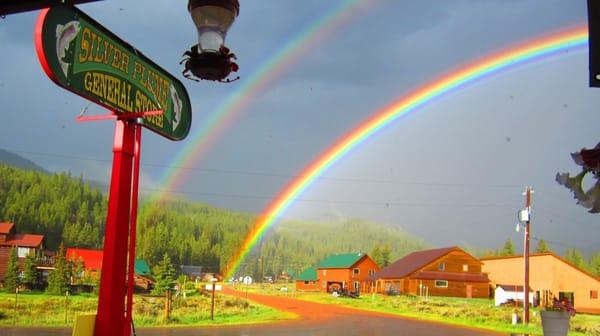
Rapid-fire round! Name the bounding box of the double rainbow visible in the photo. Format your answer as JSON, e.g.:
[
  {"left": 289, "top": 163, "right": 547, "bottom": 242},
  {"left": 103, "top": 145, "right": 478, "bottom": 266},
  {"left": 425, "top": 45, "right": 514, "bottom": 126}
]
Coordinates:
[
  {"left": 150, "top": 0, "right": 371, "bottom": 202},
  {"left": 224, "top": 25, "right": 588, "bottom": 278}
]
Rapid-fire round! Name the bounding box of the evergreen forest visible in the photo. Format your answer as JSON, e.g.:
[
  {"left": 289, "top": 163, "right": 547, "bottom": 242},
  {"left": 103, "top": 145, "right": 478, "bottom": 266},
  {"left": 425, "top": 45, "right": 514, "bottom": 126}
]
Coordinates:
[{"left": 0, "top": 164, "right": 429, "bottom": 279}]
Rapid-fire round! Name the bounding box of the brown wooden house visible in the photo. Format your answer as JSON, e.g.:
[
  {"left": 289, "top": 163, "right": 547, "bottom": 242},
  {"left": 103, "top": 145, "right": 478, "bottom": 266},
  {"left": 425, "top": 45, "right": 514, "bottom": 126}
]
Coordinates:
[
  {"left": 0, "top": 222, "right": 46, "bottom": 282},
  {"left": 296, "top": 253, "right": 380, "bottom": 293},
  {"left": 368, "top": 246, "right": 489, "bottom": 298}
]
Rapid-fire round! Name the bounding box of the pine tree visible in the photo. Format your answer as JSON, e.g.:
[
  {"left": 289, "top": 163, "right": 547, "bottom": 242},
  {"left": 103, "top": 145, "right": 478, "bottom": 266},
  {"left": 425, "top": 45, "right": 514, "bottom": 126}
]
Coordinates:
[
  {"left": 381, "top": 245, "right": 391, "bottom": 267},
  {"left": 501, "top": 238, "right": 515, "bottom": 256},
  {"left": 370, "top": 246, "right": 382, "bottom": 267},
  {"left": 73, "top": 257, "right": 85, "bottom": 285},
  {"left": 589, "top": 252, "right": 600, "bottom": 276},
  {"left": 4, "top": 246, "right": 20, "bottom": 293},
  {"left": 46, "top": 243, "right": 70, "bottom": 295},
  {"left": 564, "top": 248, "right": 588, "bottom": 271},
  {"left": 151, "top": 253, "right": 176, "bottom": 295},
  {"left": 22, "top": 252, "right": 39, "bottom": 289},
  {"left": 535, "top": 239, "right": 551, "bottom": 253}
]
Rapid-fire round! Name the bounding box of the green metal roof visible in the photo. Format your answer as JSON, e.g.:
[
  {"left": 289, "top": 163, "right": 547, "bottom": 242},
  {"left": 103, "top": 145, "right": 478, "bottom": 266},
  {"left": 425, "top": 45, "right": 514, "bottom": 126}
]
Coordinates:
[
  {"left": 317, "top": 253, "right": 365, "bottom": 269},
  {"left": 297, "top": 267, "right": 317, "bottom": 281},
  {"left": 285, "top": 268, "right": 297, "bottom": 278},
  {"left": 134, "top": 259, "right": 151, "bottom": 276}
]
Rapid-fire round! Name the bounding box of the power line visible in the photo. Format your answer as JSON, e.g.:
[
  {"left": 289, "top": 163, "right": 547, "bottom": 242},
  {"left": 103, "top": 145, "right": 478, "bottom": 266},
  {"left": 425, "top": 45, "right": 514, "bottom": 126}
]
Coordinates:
[
  {"left": 140, "top": 187, "right": 519, "bottom": 209},
  {"left": 6, "top": 148, "right": 525, "bottom": 189}
]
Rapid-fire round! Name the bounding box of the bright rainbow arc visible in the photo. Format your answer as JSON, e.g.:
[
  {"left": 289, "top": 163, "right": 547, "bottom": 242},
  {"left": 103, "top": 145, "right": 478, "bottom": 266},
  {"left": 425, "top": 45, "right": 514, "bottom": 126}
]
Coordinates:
[
  {"left": 224, "top": 25, "right": 589, "bottom": 278},
  {"left": 148, "top": 0, "right": 371, "bottom": 203}
]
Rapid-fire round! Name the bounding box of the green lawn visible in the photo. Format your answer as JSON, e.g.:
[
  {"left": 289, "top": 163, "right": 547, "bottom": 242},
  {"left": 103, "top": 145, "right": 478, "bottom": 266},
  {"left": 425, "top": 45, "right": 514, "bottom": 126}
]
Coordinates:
[
  {"left": 0, "top": 290, "right": 296, "bottom": 328},
  {"left": 241, "top": 284, "right": 600, "bottom": 336}
]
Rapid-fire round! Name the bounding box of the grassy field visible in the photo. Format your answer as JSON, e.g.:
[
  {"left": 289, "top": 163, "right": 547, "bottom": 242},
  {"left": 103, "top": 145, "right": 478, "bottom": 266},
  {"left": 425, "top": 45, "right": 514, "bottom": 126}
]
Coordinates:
[
  {"left": 0, "top": 289, "right": 296, "bottom": 328},
  {"left": 243, "top": 283, "right": 600, "bottom": 336}
]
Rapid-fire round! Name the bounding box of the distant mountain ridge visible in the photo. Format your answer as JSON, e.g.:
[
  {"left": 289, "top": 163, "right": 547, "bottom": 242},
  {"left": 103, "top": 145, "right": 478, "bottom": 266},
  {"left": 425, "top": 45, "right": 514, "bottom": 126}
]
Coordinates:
[
  {"left": 0, "top": 148, "right": 108, "bottom": 192},
  {"left": 0, "top": 148, "right": 48, "bottom": 173}
]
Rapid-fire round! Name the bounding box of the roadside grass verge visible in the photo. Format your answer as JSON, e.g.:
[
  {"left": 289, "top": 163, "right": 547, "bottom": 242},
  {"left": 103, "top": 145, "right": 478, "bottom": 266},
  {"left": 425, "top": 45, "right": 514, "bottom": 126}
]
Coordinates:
[
  {"left": 239, "top": 284, "right": 599, "bottom": 336},
  {"left": 0, "top": 290, "right": 296, "bottom": 328},
  {"left": 295, "top": 293, "right": 600, "bottom": 336}
]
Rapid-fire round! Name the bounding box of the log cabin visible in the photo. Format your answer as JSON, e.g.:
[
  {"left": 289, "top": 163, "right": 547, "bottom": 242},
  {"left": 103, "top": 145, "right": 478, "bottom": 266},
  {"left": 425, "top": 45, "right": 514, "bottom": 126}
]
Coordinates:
[
  {"left": 368, "top": 246, "right": 490, "bottom": 298},
  {"left": 0, "top": 222, "right": 46, "bottom": 282}
]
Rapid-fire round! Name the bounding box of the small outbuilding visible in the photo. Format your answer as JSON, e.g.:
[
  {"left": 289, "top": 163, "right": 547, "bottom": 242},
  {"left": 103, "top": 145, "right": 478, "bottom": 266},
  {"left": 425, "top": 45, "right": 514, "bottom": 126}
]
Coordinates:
[
  {"left": 296, "top": 266, "right": 319, "bottom": 291},
  {"left": 494, "top": 284, "right": 534, "bottom": 306}
]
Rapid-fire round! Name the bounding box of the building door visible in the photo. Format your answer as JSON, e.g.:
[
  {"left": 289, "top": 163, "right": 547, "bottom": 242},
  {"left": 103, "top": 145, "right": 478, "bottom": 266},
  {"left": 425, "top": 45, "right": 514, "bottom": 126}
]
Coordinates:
[
  {"left": 559, "top": 291, "right": 575, "bottom": 306},
  {"left": 466, "top": 285, "right": 473, "bottom": 298}
]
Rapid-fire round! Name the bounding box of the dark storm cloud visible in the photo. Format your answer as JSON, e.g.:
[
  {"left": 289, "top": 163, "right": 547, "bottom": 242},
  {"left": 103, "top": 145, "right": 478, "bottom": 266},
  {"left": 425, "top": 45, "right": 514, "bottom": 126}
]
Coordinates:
[{"left": 0, "top": 0, "right": 597, "bottom": 252}]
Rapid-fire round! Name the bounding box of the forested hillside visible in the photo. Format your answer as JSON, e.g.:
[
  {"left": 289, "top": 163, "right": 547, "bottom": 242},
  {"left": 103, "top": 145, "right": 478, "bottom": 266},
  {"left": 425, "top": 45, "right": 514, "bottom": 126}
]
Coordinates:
[
  {"left": 0, "top": 164, "right": 427, "bottom": 278},
  {"left": 252, "top": 219, "right": 426, "bottom": 278},
  {"left": 136, "top": 200, "right": 426, "bottom": 278},
  {"left": 3, "top": 164, "right": 598, "bottom": 279},
  {"left": 0, "top": 165, "right": 106, "bottom": 249}
]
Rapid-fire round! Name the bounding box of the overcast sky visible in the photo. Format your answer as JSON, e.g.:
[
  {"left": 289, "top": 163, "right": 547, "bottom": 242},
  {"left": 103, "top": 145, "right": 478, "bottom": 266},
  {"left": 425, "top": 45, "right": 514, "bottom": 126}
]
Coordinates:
[{"left": 0, "top": 0, "right": 598, "bottom": 254}]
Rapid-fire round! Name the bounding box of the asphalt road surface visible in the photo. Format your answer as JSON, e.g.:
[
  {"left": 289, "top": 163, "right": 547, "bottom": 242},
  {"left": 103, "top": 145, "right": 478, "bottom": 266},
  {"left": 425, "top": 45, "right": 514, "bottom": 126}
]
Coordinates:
[
  {"left": 1, "top": 288, "right": 506, "bottom": 336},
  {"left": 1, "top": 317, "right": 506, "bottom": 336}
]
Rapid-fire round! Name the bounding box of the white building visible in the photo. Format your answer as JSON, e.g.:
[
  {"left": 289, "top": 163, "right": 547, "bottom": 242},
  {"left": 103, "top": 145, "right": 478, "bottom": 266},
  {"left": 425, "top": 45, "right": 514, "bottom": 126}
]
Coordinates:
[{"left": 494, "top": 284, "right": 534, "bottom": 306}]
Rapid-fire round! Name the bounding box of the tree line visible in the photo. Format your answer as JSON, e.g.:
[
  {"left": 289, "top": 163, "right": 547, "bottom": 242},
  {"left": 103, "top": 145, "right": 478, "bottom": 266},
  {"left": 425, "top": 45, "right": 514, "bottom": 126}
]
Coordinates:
[
  {"left": 0, "top": 165, "right": 106, "bottom": 250},
  {"left": 480, "top": 237, "right": 600, "bottom": 276},
  {"left": 0, "top": 165, "right": 426, "bottom": 281}
]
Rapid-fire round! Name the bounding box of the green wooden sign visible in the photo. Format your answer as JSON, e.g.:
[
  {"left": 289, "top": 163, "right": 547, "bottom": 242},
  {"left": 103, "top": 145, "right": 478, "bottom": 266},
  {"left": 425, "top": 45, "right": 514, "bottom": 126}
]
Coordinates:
[{"left": 35, "top": 5, "right": 191, "bottom": 141}]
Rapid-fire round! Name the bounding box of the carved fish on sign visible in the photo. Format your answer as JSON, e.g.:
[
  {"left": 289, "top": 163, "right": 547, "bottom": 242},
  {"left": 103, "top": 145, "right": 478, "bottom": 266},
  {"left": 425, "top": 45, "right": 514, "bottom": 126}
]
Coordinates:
[{"left": 55, "top": 21, "right": 80, "bottom": 77}]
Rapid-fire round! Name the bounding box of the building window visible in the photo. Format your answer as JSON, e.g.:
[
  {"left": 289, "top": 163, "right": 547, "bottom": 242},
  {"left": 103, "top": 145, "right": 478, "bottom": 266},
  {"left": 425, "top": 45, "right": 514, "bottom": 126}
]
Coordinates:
[
  {"left": 438, "top": 262, "right": 445, "bottom": 271},
  {"left": 304, "top": 281, "right": 309, "bottom": 285},
  {"left": 591, "top": 290, "right": 598, "bottom": 299},
  {"left": 368, "top": 269, "right": 375, "bottom": 276},
  {"left": 353, "top": 268, "right": 360, "bottom": 275},
  {"left": 435, "top": 280, "right": 448, "bottom": 288},
  {"left": 17, "top": 247, "right": 30, "bottom": 258},
  {"left": 462, "top": 264, "right": 469, "bottom": 272}
]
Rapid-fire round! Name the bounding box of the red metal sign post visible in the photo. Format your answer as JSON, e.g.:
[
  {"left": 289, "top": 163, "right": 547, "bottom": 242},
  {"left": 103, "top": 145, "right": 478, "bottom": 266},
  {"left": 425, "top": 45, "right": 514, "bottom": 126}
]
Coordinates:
[
  {"left": 76, "top": 112, "right": 151, "bottom": 335},
  {"left": 96, "top": 119, "right": 136, "bottom": 335},
  {"left": 35, "top": 5, "right": 191, "bottom": 335},
  {"left": 125, "top": 122, "right": 142, "bottom": 336},
  {"left": 76, "top": 114, "right": 147, "bottom": 335},
  {"left": 34, "top": 5, "right": 192, "bottom": 335}
]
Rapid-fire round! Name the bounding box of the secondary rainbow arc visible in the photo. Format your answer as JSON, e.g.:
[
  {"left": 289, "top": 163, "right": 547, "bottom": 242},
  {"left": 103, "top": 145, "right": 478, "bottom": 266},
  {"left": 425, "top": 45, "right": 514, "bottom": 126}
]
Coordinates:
[
  {"left": 224, "top": 26, "right": 589, "bottom": 278},
  {"left": 149, "top": 0, "right": 370, "bottom": 203}
]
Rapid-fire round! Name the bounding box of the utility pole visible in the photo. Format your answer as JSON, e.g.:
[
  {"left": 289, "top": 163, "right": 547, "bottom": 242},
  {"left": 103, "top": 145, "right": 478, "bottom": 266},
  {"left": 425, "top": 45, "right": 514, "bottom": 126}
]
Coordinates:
[
  {"left": 522, "top": 186, "right": 533, "bottom": 325},
  {"left": 210, "top": 280, "right": 216, "bottom": 320}
]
